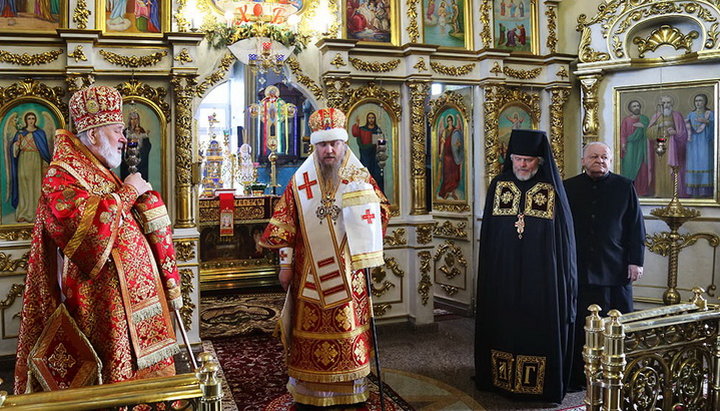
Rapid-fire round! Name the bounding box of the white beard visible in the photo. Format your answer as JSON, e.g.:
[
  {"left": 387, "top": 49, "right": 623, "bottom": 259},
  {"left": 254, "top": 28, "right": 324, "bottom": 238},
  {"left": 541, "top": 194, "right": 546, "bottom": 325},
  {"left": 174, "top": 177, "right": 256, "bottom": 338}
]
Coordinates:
[
  {"left": 663, "top": 107, "right": 673, "bottom": 117},
  {"left": 99, "top": 141, "right": 122, "bottom": 169}
]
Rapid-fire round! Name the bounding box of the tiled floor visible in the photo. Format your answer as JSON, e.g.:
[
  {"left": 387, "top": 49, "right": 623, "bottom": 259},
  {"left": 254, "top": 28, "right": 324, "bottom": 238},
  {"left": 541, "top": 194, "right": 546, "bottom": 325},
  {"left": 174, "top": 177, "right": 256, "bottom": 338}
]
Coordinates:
[{"left": 377, "top": 316, "right": 586, "bottom": 411}]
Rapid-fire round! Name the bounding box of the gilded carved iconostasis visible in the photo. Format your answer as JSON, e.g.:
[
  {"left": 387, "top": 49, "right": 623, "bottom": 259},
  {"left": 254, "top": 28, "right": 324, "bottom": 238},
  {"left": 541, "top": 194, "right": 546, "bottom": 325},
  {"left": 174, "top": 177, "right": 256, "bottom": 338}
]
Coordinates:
[{"left": 0, "top": 0, "right": 716, "bottom": 356}]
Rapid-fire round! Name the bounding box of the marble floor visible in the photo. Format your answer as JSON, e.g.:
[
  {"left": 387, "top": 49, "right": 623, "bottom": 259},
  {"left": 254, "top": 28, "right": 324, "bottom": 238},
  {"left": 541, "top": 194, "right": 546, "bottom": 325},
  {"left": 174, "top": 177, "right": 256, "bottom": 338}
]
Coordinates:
[{"left": 376, "top": 316, "right": 586, "bottom": 411}]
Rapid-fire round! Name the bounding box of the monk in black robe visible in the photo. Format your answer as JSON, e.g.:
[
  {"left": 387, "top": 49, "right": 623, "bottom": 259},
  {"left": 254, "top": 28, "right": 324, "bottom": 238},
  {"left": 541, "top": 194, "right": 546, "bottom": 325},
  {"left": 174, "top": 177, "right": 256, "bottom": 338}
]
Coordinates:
[{"left": 474, "top": 129, "right": 577, "bottom": 403}]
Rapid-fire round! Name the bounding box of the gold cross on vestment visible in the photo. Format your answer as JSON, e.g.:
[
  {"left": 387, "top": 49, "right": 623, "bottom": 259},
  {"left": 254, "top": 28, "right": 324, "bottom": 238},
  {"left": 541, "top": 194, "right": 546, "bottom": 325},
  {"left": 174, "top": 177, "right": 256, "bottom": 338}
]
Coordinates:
[{"left": 515, "top": 213, "right": 525, "bottom": 239}]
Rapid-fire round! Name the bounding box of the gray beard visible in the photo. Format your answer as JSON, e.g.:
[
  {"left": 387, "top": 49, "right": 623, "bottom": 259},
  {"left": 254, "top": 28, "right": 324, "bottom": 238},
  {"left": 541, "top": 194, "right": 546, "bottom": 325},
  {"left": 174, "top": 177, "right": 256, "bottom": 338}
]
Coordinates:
[
  {"left": 320, "top": 162, "right": 340, "bottom": 190},
  {"left": 515, "top": 168, "right": 539, "bottom": 181},
  {"left": 663, "top": 107, "right": 673, "bottom": 117}
]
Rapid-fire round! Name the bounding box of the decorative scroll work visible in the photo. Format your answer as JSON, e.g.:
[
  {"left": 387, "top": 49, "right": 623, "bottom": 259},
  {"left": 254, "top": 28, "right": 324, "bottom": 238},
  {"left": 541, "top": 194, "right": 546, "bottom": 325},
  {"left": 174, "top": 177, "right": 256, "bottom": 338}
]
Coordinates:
[
  {"left": 503, "top": 66, "right": 542, "bottom": 80},
  {"left": 384, "top": 228, "right": 407, "bottom": 246},
  {"left": 171, "top": 75, "right": 197, "bottom": 228},
  {"left": 408, "top": 81, "right": 430, "bottom": 215},
  {"left": 69, "top": 46, "right": 87, "bottom": 63},
  {"left": 479, "top": 0, "right": 492, "bottom": 49},
  {"left": 179, "top": 269, "right": 195, "bottom": 330},
  {"left": 406, "top": 0, "right": 420, "bottom": 43},
  {"left": 196, "top": 52, "right": 236, "bottom": 97},
  {"left": 0, "top": 78, "right": 68, "bottom": 120},
  {"left": 287, "top": 57, "right": 324, "bottom": 102},
  {"left": 434, "top": 240, "right": 467, "bottom": 281},
  {"left": 99, "top": 50, "right": 168, "bottom": 68},
  {"left": 0, "top": 49, "right": 63, "bottom": 66},
  {"left": 115, "top": 79, "right": 171, "bottom": 122},
  {"left": 174, "top": 49, "right": 194, "bottom": 65},
  {"left": 413, "top": 57, "right": 427, "bottom": 72},
  {"left": 545, "top": 5, "right": 558, "bottom": 54},
  {"left": 175, "top": 241, "right": 197, "bottom": 262},
  {"left": 416, "top": 223, "right": 434, "bottom": 244},
  {"left": 348, "top": 58, "right": 400, "bottom": 73},
  {"left": 330, "top": 53, "right": 346, "bottom": 69},
  {"left": 418, "top": 251, "right": 432, "bottom": 305},
  {"left": 73, "top": 0, "right": 90, "bottom": 30},
  {"left": 434, "top": 220, "right": 468, "bottom": 240},
  {"left": 0, "top": 229, "right": 33, "bottom": 241},
  {"left": 174, "top": 0, "right": 190, "bottom": 32},
  {"left": 430, "top": 61, "right": 475, "bottom": 76},
  {"left": 579, "top": 74, "right": 601, "bottom": 145},
  {"left": 0, "top": 252, "right": 29, "bottom": 273},
  {"left": 340, "top": 82, "right": 401, "bottom": 115},
  {"left": 548, "top": 87, "right": 570, "bottom": 176}
]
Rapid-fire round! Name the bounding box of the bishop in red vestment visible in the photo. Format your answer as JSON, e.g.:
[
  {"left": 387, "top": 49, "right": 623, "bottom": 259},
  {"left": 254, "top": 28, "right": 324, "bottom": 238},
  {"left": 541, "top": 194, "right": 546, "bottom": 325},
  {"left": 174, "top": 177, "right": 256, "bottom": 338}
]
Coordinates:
[
  {"left": 261, "top": 108, "right": 389, "bottom": 407},
  {"left": 15, "top": 86, "right": 182, "bottom": 393}
]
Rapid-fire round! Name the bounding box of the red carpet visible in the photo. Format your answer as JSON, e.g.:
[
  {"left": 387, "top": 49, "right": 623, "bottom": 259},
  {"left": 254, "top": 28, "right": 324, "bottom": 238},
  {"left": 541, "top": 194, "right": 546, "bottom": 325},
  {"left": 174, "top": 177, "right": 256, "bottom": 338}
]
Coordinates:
[{"left": 210, "top": 334, "right": 412, "bottom": 410}]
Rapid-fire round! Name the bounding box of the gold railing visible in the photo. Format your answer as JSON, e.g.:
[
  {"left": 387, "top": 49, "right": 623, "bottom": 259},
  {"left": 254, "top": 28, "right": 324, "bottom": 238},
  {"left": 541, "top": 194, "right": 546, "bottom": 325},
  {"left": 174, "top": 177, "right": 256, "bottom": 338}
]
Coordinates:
[
  {"left": 0, "top": 352, "right": 223, "bottom": 411},
  {"left": 583, "top": 287, "right": 720, "bottom": 410}
]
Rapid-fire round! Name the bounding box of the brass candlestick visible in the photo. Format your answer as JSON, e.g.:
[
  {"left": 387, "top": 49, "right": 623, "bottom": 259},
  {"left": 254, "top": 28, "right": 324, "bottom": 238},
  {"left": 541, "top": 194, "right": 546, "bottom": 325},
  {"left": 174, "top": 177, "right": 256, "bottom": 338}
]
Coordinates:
[{"left": 645, "top": 166, "right": 719, "bottom": 304}]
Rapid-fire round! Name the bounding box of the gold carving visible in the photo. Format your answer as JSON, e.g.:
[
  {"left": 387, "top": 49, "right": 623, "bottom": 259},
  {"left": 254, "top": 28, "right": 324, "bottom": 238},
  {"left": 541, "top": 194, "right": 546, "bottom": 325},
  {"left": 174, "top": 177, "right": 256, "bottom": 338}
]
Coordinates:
[
  {"left": 323, "top": 77, "right": 350, "bottom": 109},
  {"left": 548, "top": 87, "right": 570, "bottom": 175},
  {"left": 0, "top": 78, "right": 68, "bottom": 121},
  {"left": 348, "top": 57, "right": 400, "bottom": 73},
  {"left": 69, "top": 46, "right": 87, "bottom": 63},
  {"left": 577, "top": 26, "right": 610, "bottom": 63},
  {"left": 483, "top": 85, "right": 541, "bottom": 184},
  {"left": 0, "top": 252, "right": 28, "bottom": 273},
  {"left": 384, "top": 257, "right": 404, "bottom": 278},
  {"left": 171, "top": 75, "right": 198, "bottom": 228},
  {"left": 370, "top": 265, "right": 395, "bottom": 297},
  {"left": 503, "top": 66, "right": 542, "bottom": 80},
  {"left": 175, "top": 241, "right": 196, "bottom": 262},
  {"left": 579, "top": 74, "right": 601, "bottom": 145},
  {"left": 430, "top": 61, "right": 475, "bottom": 76},
  {"left": 434, "top": 220, "right": 467, "bottom": 240},
  {"left": 428, "top": 90, "right": 470, "bottom": 125},
  {"left": 373, "top": 303, "right": 391, "bottom": 317},
  {"left": 174, "top": 49, "right": 194, "bottom": 65},
  {"left": 0, "top": 228, "right": 33, "bottom": 241},
  {"left": 545, "top": 5, "right": 558, "bottom": 54},
  {"left": 179, "top": 269, "right": 195, "bottom": 330},
  {"left": 490, "top": 61, "right": 502, "bottom": 76},
  {"left": 287, "top": 57, "right": 325, "bottom": 102},
  {"left": 340, "top": 81, "right": 401, "bottom": 115},
  {"left": 408, "top": 81, "right": 430, "bottom": 215},
  {"left": 435, "top": 203, "right": 470, "bottom": 212},
  {"left": 66, "top": 73, "right": 95, "bottom": 95},
  {"left": 556, "top": 66, "right": 568, "bottom": 79},
  {"left": 633, "top": 25, "right": 698, "bottom": 58},
  {"left": 0, "top": 49, "right": 63, "bottom": 66},
  {"left": 416, "top": 223, "right": 434, "bottom": 244},
  {"left": 196, "top": 52, "right": 236, "bottom": 97},
  {"left": 406, "top": 0, "right": 420, "bottom": 43},
  {"left": 440, "top": 284, "right": 458, "bottom": 296},
  {"left": 434, "top": 240, "right": 466, "bottom": 281},
  {"left": 99, "top": 50, "right": 168, "bottom": 68},
  {"left": 418, "top": 251, "right": 432, "bottom": 305},
  {"left": 330, "top": 53, "right": 345, "bottom": 69},
  {"left": 73, "top": 0, "right": 90, "bottom": 30},
  {"left": 384, "top": 228, "right": 407, "bottom": 247},
  {"left": 174, "top": 0, "right": 190, "bottom": 32},
  {"left": 413, "top": 57, "right": 427, "bottom": 72},
  {"left": 479, "top": 0, "right": 492, "bottom": 49},
  {"left": 0, "top": 283, "right": 24, "bottom": 310},
  {"left": 116, "top": 79, "right": 171, "bottom": 122},
  {"left": 706, "top": 22, "right": 720, "bottom": 48}
]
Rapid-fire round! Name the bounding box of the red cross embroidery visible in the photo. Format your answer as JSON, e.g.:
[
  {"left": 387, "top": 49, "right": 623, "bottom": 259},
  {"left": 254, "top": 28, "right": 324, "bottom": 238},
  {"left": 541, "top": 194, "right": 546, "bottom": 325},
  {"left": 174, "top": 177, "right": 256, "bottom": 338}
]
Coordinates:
[
  {"left": 361, "top": 209, "right": 376, "bottom": 224},
  {"left": 298, "top": 172, "right": 318, "bottom": 199},
  {"left": 279, "top": 249, "right": 288, "bottom": 260}
]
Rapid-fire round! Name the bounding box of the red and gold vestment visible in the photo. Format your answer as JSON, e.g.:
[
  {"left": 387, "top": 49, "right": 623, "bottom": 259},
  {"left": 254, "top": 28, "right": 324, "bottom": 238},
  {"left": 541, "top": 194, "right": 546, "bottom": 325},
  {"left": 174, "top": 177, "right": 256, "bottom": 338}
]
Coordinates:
[
  {"left": 15, "top": 130, "right": 182, "bottom": 393},
  {"left": 261, "top": 151, "right": 389, "bottom": 406}
]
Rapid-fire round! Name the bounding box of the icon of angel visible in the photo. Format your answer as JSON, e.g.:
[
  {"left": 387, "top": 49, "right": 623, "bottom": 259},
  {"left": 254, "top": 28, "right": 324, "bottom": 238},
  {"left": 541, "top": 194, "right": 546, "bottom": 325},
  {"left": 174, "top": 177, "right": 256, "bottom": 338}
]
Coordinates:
[{"left": 4, "top": 110, "right": 55, "bottom": 223}]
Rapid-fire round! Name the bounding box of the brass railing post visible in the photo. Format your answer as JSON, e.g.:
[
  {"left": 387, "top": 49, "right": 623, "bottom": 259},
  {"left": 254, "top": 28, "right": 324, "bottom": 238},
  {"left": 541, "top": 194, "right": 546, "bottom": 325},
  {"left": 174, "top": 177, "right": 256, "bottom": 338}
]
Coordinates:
[
  {"left": 584, "top": 304, "right": 604, "bottom": 411},
  {"left": 713, "top": 318, "right": 720, "bottom": 411},
  {"left": 601, "top": 310, "right": 625, "bottom": 411},
  {"left": 197, "top": 352, "right": 223, "bottom": 411}
]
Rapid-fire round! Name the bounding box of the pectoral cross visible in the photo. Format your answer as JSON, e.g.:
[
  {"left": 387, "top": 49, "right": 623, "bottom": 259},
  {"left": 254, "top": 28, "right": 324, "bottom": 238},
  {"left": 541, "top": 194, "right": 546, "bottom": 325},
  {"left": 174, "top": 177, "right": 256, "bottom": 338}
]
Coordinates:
[
  {"left": 316, "top": 194, "right": 340, "bottom": 224},
  {"left": 515, "top": 213, "right": 525, "bottom": 239}
]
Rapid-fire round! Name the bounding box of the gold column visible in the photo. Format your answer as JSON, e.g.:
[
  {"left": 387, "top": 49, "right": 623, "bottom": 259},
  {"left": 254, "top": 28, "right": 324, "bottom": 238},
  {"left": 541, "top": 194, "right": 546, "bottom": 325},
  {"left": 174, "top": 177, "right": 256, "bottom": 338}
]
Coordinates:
[
  {"left": 579, "top": 73, "right": 602, "bottom": 146},
  {"left": 601, "top": 310, "right": 625, "bottom": 411},
  {"left": 483, "top": 85, "right": 500, "bottom": 187},
  {"left": 408, "top": 80, "right": 430, "bottom": 215},
  {"left": 713, "top": 325, "right": 720, "bottom": 410},
  {"left": 171, "top": 74, "right": 198, "bottom": 228},
  {"left": 548, "top": 86, "right": 570, "bottom": 176},
  {"left": 583, "top": 304, "right": 604, "bottom": 411}
]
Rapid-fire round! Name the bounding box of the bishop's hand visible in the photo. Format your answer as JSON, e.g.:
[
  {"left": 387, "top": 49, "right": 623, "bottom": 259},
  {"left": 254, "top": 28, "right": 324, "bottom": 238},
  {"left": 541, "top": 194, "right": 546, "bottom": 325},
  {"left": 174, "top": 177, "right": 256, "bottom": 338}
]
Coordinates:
[{"left": 125, "top": 173, "right": 152, "bottom": 196}]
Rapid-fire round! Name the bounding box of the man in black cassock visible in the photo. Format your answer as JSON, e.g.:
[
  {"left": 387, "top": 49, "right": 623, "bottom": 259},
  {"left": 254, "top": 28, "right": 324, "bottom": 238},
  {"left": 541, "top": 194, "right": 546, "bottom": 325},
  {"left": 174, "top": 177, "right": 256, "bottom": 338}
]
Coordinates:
[
  {"left": 475, "top": 129, "right": 577, "bottom": 404},
  {"left": 564, "top": 141, "right": 645, "bottom": 389}
]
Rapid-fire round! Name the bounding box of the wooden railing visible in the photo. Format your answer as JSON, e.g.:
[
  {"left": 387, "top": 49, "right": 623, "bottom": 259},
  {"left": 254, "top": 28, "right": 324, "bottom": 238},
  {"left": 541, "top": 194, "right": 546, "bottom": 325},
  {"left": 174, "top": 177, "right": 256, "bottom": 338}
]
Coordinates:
[
  {"left": 0, "top": 352, "right": 223, "bottom": 411},
  {"left": 583, "top": 287, "right": 720, "bottom": 410}
]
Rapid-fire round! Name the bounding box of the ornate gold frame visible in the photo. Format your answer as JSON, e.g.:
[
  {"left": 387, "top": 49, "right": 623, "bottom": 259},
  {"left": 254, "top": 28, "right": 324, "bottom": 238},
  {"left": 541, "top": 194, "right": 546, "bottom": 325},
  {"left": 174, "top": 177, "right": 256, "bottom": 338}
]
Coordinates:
[
  {"left": 490, "top": 0, "right": 539, "bottom": 55},
  {"left": 420, "top": 0, "right": 475, "bottom": 50},
  {"left": 343, "top": 0, "right": 401, "bottom": 46},
  {"left": 428, "top": 91, "right": 471, "bottom": 212},
  {"left": 614, "top": 79, "right": 720, "bottom": 206},
  {"left": 96, "top": 0, "right": 171, "bottom": 37},
  {"left": 0, "top": 94, "right": 66, "bottom": 229},
  {"left": 483, "top": 85, "right": 540, "bottom": 185},
  {"left": 119, "top": 95, "right": 169, "bottom": 198}
]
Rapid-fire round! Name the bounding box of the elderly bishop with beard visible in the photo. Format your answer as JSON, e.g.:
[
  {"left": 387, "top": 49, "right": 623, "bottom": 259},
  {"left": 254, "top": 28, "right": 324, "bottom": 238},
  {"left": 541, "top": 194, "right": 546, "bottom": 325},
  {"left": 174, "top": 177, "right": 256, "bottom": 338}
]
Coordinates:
[
  {"left": 260, "top": 108, "right": 390, "bottom": 408},
  {"left": 474, "top": 129, "right": 577, "bottom": 403},
  {"left": 15, "top": 86, "right": 182, "bottom": 393}
]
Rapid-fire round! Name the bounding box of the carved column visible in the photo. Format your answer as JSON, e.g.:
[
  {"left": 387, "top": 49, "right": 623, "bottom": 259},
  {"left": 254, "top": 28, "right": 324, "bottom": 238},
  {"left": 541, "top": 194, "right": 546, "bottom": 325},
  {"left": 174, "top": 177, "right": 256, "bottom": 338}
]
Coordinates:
[
  {"left": 407, "top": 80, "right": 429, "bottom": 215},
  {"left": 483, "top": 85, "right": 500, "bottom": 187},
  {"left": 579, "top": 73, "right": 602, "bottom": 145},
  {"left": 544, "top": 1, "right": 560, "bottom": 54},
  {"left": 548, "top": 86, "right": 571, "bottom": 176},
  {"left": 171, "top": 74, "right": 197, "bottom": 228}
]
